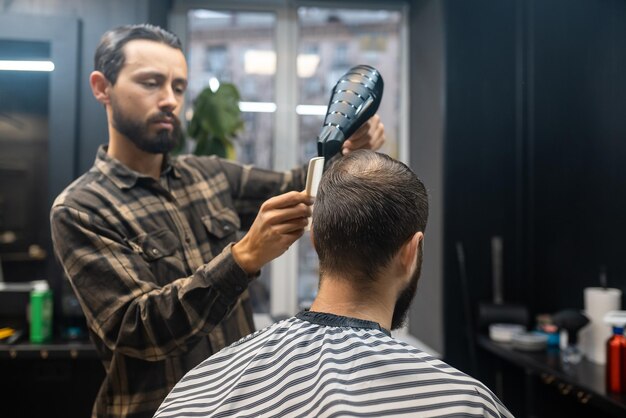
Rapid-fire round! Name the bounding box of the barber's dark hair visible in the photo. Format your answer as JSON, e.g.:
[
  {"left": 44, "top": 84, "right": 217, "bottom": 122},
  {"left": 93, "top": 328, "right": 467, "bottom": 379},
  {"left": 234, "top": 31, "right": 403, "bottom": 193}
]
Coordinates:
[
  {"left": 312, "top": 150, "right": 428, "bottom": 282},
  {"left": 94, "top": 24, "right": 182, "bottom": 85}
]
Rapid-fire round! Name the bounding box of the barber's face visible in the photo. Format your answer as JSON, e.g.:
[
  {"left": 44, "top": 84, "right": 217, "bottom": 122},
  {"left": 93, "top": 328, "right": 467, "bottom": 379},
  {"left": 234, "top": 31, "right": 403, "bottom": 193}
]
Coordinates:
[
  {"left": 108, "top": 40, "right": 188, "bottom": 154},
  {"left": 391, "top": 241, "right": 423, "bottom": 330}
]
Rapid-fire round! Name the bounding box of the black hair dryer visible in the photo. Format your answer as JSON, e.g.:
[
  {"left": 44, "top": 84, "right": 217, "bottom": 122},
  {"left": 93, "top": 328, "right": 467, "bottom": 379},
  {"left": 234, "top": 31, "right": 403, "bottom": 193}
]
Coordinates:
[{"left": 317, "top": 64, "right": 384, "bottom": 163}]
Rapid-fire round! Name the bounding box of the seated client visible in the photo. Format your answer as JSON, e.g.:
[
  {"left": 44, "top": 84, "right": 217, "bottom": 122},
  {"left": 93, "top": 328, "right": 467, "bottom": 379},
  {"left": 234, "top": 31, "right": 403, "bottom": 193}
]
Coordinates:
[{"left": 155, "top": 150, "right": 513, "bottom": 418}]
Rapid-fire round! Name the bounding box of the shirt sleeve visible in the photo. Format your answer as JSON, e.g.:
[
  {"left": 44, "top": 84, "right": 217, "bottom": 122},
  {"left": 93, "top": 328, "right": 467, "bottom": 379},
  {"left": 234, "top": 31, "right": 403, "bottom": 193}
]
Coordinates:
[
  {"left": 216, "top": 158, "right": 308, "bottom": 230},
  {"left": 51, "top": 204, "right": 251, "bottom": 361}
]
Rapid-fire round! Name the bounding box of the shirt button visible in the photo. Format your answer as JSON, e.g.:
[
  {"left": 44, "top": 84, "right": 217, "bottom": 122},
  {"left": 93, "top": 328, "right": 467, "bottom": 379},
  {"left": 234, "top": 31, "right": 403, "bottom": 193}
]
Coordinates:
[
  {"left": 185, "top": 236, "right": 191, "bottom": 243},
  {"left": 223, "top": 224, "right": 232, "bottom": 232},
  {"left": 151, "top": 248, "right": 159, "bottom": 255}
]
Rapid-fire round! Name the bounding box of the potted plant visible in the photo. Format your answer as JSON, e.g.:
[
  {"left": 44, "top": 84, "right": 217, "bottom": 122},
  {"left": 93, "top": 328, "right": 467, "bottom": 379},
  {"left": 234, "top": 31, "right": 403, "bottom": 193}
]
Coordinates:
[{"left": 181, "top": 82, "right": 244, "bottom": 159}]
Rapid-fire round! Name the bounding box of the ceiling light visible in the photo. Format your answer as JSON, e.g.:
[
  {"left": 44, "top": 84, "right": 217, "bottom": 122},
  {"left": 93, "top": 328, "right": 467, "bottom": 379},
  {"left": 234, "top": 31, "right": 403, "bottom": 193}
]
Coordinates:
[{"left": 0, "top": 60, "right": 54, "bottom": 72}]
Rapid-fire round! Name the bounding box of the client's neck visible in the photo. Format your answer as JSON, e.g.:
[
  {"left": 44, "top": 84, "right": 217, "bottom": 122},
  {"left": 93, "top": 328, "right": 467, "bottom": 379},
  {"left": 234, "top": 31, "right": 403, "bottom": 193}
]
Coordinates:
[{"left": 309, "top": 273, "right": 396, "bottom": 331}]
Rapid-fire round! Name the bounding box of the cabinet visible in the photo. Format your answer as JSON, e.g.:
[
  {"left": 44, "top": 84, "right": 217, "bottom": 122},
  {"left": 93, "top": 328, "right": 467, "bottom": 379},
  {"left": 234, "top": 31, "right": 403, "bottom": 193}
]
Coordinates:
[
  {"left": 0, "top": 341, "right": 103, "bottom": 418},
  {"left": 478, "top": 336, "right": 626, "bottom": 417}
]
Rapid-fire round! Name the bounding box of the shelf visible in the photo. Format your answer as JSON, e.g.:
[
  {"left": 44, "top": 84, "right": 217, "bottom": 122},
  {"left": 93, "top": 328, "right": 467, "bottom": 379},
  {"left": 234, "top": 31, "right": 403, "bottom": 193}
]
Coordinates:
[
  {"left": 478, "top": 335, "right": 626, "bottom": 417},
  {"left": 0, "top": 340, "right": 97, "bottom": 360}
]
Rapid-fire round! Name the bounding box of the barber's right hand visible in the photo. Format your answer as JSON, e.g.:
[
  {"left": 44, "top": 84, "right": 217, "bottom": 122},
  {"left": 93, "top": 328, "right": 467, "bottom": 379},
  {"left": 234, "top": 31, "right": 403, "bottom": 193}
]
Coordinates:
[{"left": 232, "top": 191, "right": 312, "bottom": 275}]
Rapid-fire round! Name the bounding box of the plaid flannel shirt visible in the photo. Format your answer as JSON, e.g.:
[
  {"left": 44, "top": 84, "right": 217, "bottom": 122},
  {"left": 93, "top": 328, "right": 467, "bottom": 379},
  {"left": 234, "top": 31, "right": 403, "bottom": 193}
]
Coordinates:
[{"left": 51, "top": 146, "right": 305, "bottom": 418}]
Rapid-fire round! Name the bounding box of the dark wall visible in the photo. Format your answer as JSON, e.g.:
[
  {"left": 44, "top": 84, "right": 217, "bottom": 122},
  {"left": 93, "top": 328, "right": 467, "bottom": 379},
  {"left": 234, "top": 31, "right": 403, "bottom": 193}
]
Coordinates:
[
  {"left": 443, "top": 0, "right": 521, "bottom": 372},
  {"left": 443, "top": 0, "right": 626, "bottom": 375},
  {"left": 531, "top": 0, "right": 626, "bottom": 312}
]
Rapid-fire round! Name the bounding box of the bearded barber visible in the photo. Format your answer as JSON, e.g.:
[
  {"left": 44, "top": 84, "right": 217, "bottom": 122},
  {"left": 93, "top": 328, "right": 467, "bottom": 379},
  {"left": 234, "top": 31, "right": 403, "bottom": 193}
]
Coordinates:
[{"left": 50, "top": 24, "right": 385, "bottom": 418}]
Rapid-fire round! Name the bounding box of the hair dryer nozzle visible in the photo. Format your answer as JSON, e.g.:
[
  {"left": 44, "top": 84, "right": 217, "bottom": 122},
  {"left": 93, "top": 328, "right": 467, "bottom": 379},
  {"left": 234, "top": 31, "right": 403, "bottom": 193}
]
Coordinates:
[{"left": 317, "top": 64, "right": 384, "bottom": 161}]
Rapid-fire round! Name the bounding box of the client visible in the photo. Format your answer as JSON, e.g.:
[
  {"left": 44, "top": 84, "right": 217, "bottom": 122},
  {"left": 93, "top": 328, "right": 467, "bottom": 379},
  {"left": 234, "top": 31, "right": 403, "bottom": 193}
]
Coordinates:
[{"left": 155, "top": 150, "right": 513, "bottom": 418}]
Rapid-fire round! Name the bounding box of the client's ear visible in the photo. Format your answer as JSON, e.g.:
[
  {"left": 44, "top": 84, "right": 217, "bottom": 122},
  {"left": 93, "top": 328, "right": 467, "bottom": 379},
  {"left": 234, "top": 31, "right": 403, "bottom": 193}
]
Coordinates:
[{"left": 399, "top": 231, "right": 424, "bottom": 274}]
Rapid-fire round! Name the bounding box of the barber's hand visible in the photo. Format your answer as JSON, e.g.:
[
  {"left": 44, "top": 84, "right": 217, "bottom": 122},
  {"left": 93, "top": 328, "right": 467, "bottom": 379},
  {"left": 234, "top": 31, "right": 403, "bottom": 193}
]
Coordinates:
[
  {"left": 342, "top": 114, "right": 386, "bottom": 155},
  {"left": 232, "top": 191, "right": 312, "bottom": 274}
]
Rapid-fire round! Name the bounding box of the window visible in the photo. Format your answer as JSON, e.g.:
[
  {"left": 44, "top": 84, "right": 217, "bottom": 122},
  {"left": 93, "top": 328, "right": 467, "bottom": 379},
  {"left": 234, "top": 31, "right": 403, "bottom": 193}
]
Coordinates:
[
  {"left": 296, "top": 6, "right": 404, "bottom": 309},
  {"left": 203, "top": 45, "right": 227, "bottom": 75},
  {"left": 172, "top": 0, "right": 408, "bottom": 318},
  {"left": 186, "top": 9, "right": 276, "bottom": 169}
]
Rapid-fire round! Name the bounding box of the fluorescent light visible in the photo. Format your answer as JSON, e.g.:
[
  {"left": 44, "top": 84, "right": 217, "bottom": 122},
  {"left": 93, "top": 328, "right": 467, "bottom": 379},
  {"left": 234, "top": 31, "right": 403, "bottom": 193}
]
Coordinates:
[
  {"left": 0, "top": 60, "right": 54, "bottom": 72},
  {"left": 296, "top": 105, "right": 327, "bottom": 116},
  {"left": 192, "top": 10, "right": 230, "bottom": 19},
  {"left": 239, "top": 101, "right": 277, "bottom": 113}
]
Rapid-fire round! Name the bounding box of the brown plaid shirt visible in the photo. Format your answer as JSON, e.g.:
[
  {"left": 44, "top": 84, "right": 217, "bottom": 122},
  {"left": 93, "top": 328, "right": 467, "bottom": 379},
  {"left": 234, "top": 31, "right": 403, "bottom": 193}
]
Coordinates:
[{"left": 51, "top": 146, "right": 305, "bottom": 418}]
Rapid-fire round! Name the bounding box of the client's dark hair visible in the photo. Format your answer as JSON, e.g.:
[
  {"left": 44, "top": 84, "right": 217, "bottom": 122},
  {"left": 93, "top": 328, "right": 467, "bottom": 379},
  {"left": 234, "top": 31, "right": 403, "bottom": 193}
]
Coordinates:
[
  {"left": 94, "top": 24, "right": 182, "bottom": 84},
  {"left": 312, "top": 150, "right": 428, "bottom": 282}
]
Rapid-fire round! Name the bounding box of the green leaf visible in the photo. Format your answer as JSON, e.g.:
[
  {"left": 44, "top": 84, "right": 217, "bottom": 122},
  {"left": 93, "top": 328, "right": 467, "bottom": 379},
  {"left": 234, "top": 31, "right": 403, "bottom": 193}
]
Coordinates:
[
  {"left": 186, "top": 82, "right": 244, "bottom": 159},
  {"left": 195, "top": 134, "right": 227, "bottom": 158}
]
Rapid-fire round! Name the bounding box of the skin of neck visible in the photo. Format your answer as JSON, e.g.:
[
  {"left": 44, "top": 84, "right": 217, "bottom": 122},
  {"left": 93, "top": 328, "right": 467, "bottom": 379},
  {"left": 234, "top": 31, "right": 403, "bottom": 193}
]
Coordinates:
[
  {"left": 309, "top": 232, "right": 422, "bottom": 331},
  {"left": 107, "top": 117, "right": 164, "bottom": 180},
  {"left": 310, "top": 273, "right": 397, "bottom": 330}
]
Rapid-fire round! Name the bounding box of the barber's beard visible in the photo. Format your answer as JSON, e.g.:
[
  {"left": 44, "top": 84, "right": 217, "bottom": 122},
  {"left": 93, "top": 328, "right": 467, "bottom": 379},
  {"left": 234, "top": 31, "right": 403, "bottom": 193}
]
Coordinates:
[
  {"left": 111, "top": 101, "right": 182, "bottom": 154},
  {"left": 391, "top": 242, "right": 423, "bottom": 330}
]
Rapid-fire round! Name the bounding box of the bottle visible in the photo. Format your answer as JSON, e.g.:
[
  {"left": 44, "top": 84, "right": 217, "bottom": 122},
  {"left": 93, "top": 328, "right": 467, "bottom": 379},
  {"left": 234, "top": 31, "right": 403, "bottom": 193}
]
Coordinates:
[
  {"left": 604, "top": 311, "right": 626, "bottom": 394},
  {"left": 30, "top": 280, "right": 53, "bottom": 343}
]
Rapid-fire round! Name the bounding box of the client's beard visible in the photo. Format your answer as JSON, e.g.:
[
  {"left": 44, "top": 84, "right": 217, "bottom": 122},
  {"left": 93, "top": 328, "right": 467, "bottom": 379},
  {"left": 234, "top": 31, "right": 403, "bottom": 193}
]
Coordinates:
[
  {"left": 112, "top": 105, "right": 182, "bottom": 154},
  {"left": 391, "top": 242, "right": 423, "bottom": 330}
]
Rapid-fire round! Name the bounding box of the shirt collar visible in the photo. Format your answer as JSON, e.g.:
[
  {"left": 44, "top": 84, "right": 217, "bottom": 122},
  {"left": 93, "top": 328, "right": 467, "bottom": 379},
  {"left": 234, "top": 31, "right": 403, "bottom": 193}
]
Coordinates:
[
  {"left": 296, "top": 310, "right": 391, "bottom": 336},
  {"left": 94, "top": 145, "right": 181, "bottom": 190}
]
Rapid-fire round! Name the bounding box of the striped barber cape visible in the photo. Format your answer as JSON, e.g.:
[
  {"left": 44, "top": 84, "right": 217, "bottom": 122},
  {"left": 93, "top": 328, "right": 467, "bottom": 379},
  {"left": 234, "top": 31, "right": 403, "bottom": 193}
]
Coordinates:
[{"left": 155, "top": 311, "right": 513, "bottom": 418}]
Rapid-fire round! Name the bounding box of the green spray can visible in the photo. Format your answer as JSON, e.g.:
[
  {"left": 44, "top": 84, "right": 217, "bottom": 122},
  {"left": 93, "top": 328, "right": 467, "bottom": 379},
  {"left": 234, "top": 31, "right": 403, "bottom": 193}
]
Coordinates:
[{"left": 30, "top": 281, "right": 53, "bottom": 343}]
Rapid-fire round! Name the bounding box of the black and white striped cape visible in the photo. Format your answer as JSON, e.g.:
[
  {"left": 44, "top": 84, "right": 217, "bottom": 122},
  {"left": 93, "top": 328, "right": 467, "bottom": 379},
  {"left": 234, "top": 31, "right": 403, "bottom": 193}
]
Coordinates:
[{"left": 155, "top": 312, "right": 513, "bottom": 418}]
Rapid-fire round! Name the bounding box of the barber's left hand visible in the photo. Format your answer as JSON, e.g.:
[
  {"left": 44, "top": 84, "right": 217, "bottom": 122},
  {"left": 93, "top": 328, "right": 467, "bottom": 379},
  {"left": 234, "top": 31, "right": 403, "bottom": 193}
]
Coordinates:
[{"left": 341, "top": 114, "right": 386, "bottom": 155}]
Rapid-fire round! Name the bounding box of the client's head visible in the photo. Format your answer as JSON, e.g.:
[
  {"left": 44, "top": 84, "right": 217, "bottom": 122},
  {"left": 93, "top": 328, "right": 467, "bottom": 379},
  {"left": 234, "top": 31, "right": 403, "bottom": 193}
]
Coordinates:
[{"left": 311, "top": 150, "right": 429, "bottom": 330}]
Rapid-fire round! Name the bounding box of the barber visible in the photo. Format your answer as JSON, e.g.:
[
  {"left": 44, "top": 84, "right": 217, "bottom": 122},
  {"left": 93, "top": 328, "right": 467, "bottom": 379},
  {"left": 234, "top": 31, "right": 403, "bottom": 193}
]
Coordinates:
[{"left": 50, "top": 24, "right": 385, "bottom": 418}]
